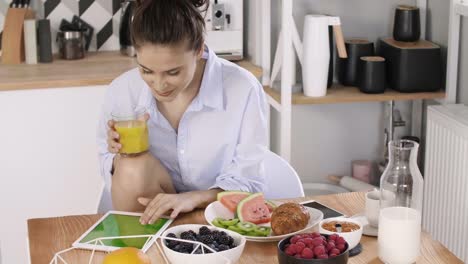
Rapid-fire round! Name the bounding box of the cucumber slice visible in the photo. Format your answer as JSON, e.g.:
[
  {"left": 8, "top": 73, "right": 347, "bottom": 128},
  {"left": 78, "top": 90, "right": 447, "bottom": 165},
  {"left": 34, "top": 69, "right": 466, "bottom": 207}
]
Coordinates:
[
  {"left": 236, "top": 221, "right": 256, "bottom": 232},
  {"left": 253, "top": 226, "right": 271, "bottom": 237},
  {"left": 212, "top": 217, "right": 226, "bottom": 228},
  {"left": 219, "top": 218, "right": 239, "bottom": 227},
  {"left": 228, "top": 225, "right": 246, "bottom": 235}
]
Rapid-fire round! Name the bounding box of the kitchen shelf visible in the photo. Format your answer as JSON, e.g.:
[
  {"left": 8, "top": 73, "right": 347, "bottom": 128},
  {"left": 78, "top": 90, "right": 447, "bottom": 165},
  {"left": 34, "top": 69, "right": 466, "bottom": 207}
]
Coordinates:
[
  {"left": 264, "top": 85, "right": 446, "bottom": 105},
  {"left": 0, "top": 51, "right": 263, "bottom": 91}
]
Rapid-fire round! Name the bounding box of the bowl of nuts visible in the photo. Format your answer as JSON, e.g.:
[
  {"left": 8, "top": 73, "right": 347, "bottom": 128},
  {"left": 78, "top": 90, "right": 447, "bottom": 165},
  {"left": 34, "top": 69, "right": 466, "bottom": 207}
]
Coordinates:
[{"left": 319, "top": 218, "right": 363, "bottom": 250}]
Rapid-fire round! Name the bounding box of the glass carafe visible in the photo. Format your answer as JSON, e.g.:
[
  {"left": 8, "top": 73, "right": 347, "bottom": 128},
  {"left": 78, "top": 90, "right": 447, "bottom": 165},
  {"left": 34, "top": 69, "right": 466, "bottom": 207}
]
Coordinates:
[{"left": 378, "top": 140, "right": 424, "bottom": 264}]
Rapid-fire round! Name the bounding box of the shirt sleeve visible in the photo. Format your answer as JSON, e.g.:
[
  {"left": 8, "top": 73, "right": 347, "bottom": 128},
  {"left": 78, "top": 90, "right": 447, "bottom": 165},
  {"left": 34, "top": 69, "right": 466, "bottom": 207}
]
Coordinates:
[
  {"left": 210, "top": 80, "right": 269, "bottom": 193},
  {"left": 97, "top": 84, "right": 116, "bottom": 193}
]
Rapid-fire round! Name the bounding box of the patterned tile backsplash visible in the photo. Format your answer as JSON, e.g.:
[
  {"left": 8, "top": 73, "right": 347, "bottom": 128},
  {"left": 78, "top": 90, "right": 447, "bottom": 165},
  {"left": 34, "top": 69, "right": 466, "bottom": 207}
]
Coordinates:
[{"left": 0, "top": 0, "right": 122, "bottom": 52}]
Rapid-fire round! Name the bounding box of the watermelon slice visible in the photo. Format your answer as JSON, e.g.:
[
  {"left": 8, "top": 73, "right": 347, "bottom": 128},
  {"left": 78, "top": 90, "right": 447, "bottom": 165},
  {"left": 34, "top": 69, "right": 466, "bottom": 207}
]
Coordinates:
[
  {"left": 217, "top": 191, "right": 250, "bottom": 213},
  {"left": 237, "top": 193, "right": 271, "bottom": 224},
  {"left": 265, "top": 200, "right": 277, "bottom": 213}
]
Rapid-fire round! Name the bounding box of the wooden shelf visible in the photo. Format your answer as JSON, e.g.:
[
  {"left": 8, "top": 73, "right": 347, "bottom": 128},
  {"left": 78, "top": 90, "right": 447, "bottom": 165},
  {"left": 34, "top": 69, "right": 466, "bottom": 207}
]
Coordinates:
[
  {"left": 0, "top": 51, "right": 263, "bottom": 91},
  {"left": 264, "top": 84, "right": 446, "bottom": 105}
]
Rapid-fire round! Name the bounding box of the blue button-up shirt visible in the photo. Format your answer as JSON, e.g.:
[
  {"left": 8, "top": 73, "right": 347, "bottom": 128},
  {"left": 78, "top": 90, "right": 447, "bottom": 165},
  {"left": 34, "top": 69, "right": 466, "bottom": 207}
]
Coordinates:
[{"left": 97, "top": 48, "right": 268, "bottom": 193}]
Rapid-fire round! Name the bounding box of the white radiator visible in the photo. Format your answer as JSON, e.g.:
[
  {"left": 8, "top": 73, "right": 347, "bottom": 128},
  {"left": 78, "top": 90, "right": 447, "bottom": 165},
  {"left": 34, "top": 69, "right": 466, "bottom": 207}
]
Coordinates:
[{"left": 423, "top": 104, "right": 468, "bottom": 263}]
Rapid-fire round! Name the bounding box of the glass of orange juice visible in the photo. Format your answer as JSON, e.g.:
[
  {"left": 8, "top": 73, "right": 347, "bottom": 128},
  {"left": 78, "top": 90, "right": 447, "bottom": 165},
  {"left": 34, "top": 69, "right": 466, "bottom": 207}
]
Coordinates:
[{"left": 112, "top": 108, "right": 149, "bottom": 156}]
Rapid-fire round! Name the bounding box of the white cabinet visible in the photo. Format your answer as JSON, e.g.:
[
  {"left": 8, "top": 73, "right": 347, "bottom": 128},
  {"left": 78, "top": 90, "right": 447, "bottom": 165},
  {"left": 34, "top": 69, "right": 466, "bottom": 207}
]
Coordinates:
[{"left": 0, "top": 86, "right": 106, "bottom": 264}]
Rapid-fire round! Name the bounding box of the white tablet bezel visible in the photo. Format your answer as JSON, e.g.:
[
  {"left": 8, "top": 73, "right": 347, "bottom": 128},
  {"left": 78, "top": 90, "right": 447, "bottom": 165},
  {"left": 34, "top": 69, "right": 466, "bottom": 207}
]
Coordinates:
[{"left": 72, "top": 210, "right": 173, "bottom": 253}]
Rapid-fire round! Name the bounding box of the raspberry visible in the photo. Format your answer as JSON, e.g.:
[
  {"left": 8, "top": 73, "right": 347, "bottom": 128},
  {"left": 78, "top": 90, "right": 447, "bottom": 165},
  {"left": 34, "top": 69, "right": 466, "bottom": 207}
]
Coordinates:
[
  {"left": 326, "top": 241, "right": 336, "bottom": 251},
  {"left": 290, "top": 235, "right": 302, "bottom": 244},
  {"left": 301, "top": 247, "right": 314, "bottom": 259},
  {"left": 330, "top": 248, "right": 341, "bottom": 255},
  {"left": 317, "top": 254, "right": 329, "bottom": 259},
  {"left": 313, "top": 245, "right": 326, "bottom": 256},
  {"left": 329, "top": 234, "right": 338, "bottom": 241},
  {"left": 303, "top": 238, "right": 314, "bottom": 247},
  {"left": 311, "top": 232, "right": 321, "bottom": 238},
  {"left": 288, "top": 244, "right": 300, "bottom": 254},
  {"left": 337, "top": 243, "right": 346, "bottom": 252},
  {"left": 284, "top": 245, "right": 295, "bottom": 256},
  {"left": 336, "top": 236, "right": 346, "bottom": 245},
  {"left": 312, "top": 237, "right": 323, "bottom": 247},
  {"left": 295, "top": 242, "right": 305, "bottom": 252},
  {"left": 330, "top": 253, "right": 338, "bottom": 258},
  {"left": 199, "top": 226, "right": 211, "bottom": 236}
]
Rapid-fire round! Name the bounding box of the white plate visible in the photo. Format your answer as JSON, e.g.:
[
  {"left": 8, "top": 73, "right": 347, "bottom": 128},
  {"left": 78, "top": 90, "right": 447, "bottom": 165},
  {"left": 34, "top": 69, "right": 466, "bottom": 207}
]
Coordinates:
[{"left": 204, "top": 201, "right": 324, "bottom": 242}]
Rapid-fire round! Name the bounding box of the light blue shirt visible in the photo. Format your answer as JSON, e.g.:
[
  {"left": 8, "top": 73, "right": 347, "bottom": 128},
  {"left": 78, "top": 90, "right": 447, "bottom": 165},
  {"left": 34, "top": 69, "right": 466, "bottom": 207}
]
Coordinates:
[{"left": 97, "top": 48, "right": 268, "bottom": 193}]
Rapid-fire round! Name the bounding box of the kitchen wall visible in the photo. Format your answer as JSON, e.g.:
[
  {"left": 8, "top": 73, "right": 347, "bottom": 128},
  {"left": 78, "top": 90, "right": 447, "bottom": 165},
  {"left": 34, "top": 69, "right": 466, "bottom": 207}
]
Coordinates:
[
  {"left": 426, "top": 0, "right": 468, "bottom": 105},
  {"left": 266, "top": 0, "right": 416, "bottom": 184},
  {"left": 0, "top": 0, "right": 121, "bottom": 52}
]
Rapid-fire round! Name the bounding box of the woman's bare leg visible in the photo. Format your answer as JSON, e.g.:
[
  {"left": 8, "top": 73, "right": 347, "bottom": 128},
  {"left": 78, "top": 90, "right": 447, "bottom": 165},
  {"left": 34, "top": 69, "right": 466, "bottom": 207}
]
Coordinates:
[{"left": 111, "top": 152, "right": 175, "bottom": 212}]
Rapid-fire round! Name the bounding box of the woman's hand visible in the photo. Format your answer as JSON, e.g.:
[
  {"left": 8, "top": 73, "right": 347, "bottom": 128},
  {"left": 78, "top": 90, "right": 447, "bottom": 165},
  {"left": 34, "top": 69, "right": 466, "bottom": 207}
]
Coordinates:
[
  {"left": 107, "top": 119, "right": 121, "bottom": 154},
  {"left": 138, "top": 189, "right": 222, "bottom": 224},
  {"left": 106, "top": 113, "right": 150, "bottom": 153}
]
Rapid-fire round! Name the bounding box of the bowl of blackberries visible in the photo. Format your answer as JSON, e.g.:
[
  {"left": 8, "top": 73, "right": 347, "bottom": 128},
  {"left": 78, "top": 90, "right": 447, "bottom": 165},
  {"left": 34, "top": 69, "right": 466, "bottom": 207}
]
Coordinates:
[
  {"left": 277, "top": 232, "right": 349, "bottom": 264},
  {"left": 161, "top": 224, "right": 246, "bottom": 264}
]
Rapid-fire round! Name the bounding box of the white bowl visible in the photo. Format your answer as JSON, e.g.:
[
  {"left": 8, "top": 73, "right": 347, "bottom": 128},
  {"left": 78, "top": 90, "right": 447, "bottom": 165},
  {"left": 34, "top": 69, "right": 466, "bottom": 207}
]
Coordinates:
[
  {"left": 161, "top": 224, "right": 246, "bottom": 264},
  {"left": 319, "top": 217, "right": 363, "bottom": 249}
]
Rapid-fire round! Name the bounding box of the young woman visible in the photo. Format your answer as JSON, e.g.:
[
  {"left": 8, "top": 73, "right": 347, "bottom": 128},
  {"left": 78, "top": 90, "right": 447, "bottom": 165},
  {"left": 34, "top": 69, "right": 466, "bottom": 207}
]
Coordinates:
[{"left": 97, "top": 0, "right": 268, "bottom": 225}]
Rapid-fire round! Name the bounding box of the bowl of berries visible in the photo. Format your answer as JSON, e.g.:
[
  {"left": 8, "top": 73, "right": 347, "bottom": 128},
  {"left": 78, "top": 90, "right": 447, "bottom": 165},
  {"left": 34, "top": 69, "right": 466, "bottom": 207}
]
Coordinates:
[
  {"left": 277, "top": 232, "right": 349, "bottom": 264},
  {"left": 161, "top": 224, "right": 246, "bottom": 264}
]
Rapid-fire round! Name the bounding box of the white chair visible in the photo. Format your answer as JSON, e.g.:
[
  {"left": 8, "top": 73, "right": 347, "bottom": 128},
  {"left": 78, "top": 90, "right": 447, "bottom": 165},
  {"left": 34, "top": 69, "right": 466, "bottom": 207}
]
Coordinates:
[
  {"left": 97, "top": 187, "right": 113, "bottom": 213},
  {"left": 263, "top": 150, "right": 305, "bottom": 199}
]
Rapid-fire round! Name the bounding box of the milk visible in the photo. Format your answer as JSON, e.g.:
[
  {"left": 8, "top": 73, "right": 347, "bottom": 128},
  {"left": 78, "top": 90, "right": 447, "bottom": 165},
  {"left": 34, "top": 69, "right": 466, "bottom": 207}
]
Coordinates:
[{"left": 378, "top": 207, "right": 421, "bottom": 264}]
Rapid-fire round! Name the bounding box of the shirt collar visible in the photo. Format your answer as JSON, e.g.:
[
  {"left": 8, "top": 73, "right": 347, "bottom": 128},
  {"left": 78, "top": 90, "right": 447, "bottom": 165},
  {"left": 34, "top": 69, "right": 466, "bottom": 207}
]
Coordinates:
[{"left": 195, "top": 47, "right": 225, "bottom": 111}]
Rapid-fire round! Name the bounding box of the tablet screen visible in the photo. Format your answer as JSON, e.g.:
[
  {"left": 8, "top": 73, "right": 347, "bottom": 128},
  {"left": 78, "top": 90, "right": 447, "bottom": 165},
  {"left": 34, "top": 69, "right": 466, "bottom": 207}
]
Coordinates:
[{"left": 79, "top": 213, "right": 170, "bottom": 249}]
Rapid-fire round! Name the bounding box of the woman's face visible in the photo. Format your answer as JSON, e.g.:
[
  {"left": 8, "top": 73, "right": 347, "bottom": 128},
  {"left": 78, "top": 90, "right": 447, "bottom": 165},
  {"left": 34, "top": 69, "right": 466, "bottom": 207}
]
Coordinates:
[{"left": 136, "top": 42, "right": 202, "bottom": 102}]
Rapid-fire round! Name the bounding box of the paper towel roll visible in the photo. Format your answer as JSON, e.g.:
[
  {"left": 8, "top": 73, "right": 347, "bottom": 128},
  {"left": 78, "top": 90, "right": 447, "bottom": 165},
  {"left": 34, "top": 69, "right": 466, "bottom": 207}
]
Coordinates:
[
  {"left": 24, "top": 19, "right": 38, "bottom": 64},
  {"left": 339, "top": 176, "right": 375, "bottom": 192}
]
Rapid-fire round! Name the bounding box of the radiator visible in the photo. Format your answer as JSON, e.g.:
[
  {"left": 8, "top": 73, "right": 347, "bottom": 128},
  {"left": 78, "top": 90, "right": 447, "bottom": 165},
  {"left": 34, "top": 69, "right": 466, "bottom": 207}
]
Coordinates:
[{"left": 423, "top": 104, "right": 468, "bottom": 263}]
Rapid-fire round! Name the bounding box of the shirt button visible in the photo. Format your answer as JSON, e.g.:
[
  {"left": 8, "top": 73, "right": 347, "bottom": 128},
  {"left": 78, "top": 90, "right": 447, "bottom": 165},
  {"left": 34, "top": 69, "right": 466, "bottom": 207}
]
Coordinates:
[{"left": 180, "top": 149, "right": 185, "bottom": 154}]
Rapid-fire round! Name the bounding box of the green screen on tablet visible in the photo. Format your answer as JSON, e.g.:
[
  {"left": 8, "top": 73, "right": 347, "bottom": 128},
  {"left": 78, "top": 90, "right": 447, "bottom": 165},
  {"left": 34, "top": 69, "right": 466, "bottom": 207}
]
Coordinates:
[{"left": 79, "top": 213, "right": 170, "bottom": 249}]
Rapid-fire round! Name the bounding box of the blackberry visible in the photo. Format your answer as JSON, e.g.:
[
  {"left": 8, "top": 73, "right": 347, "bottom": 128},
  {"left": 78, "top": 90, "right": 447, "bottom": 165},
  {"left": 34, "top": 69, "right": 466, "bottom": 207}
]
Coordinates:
[
  {"left": 179, "top": 242, "right": 193, "bottom": 253},
  {"left": 228, "top": 236, "right": 234, "bottom": 246},
  {"left": 173, "top": 244, "right": 182, "bottom": 252},
  {"left": 165, "top": 233, "right": 179, "bottom": 248},
  {"left": 218, "top": 244, "right": 230, "bottom": 251},
  {"left": 180, "top": 231, "right": 196, "bottom": 241},
  {"left": 198, "top": 234, "right": 214, "bottom": 245},
  {"left": 218, "top": 234, "right": 231, "bottom": 245},
  {"left": 199, "top": 226, "right": 211, "bottom": 236}
]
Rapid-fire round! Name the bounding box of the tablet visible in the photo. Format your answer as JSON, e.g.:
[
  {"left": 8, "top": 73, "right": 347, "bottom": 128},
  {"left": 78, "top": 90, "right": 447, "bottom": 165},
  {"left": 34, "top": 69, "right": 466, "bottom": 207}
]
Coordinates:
[
  {"left": 72, "top": 211, "right": 173, "bottom": 252},
  {"left": 300, "top": 200, "right": 347, "bottom": 219}
]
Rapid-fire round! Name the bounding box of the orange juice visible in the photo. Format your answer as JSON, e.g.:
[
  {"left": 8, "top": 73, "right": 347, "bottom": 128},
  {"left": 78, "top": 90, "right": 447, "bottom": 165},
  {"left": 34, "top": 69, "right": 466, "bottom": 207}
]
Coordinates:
[{"left": 114, "top": 120, "right": 149, "bottom": 155}]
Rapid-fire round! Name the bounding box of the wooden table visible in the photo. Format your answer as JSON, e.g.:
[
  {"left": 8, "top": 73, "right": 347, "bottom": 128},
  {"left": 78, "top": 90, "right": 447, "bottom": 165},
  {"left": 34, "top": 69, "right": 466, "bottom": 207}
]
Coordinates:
[{"left": 28, "top": 192, "right": 462, "bottom": 263}]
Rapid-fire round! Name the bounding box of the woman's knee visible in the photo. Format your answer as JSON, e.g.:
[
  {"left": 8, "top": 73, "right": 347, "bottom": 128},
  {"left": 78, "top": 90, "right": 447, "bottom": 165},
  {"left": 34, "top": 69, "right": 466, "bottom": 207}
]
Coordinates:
[{"left": 112, "top": 152, "right": 171, "bottom": 194}]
